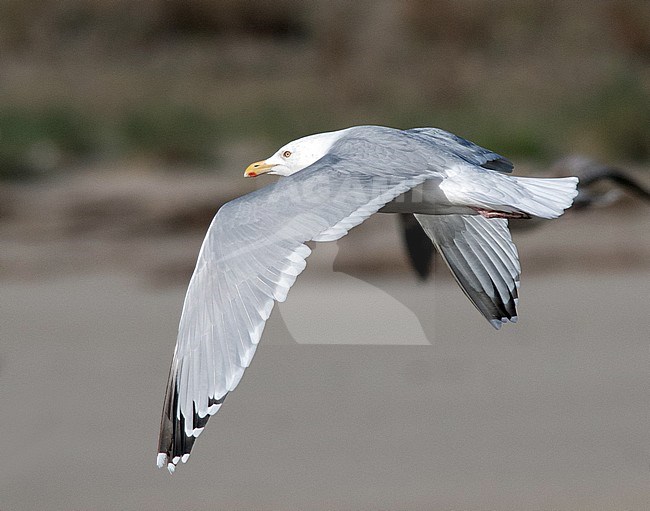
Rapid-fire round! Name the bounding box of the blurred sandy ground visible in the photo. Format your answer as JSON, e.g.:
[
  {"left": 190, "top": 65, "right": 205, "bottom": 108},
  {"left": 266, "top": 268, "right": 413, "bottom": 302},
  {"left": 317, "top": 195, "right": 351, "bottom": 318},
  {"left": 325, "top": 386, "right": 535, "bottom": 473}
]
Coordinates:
[
  {"left": 0, "top": 169, "right": 649, "bottom": 510},
  {"left": 1, "top": 1, "right": 649, "bottom": 509}
]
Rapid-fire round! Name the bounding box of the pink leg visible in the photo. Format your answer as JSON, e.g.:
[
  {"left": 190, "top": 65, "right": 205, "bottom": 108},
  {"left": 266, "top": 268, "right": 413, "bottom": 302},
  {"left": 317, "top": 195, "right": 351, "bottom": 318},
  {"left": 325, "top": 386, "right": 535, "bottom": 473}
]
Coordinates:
[{"left": 472, "top": 207, "right": 531, "bottom": 219}]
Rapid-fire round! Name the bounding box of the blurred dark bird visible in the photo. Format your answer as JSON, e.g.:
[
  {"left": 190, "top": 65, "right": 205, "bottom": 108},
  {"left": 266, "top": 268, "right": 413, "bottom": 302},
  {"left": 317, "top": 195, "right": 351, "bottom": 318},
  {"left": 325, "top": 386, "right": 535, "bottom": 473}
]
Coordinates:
[
  {"left": 556, "top": 155, "right": 650, "bottom": 208},
  {"left": 401, "top": 156, "right": 650, "bottom": 280}
]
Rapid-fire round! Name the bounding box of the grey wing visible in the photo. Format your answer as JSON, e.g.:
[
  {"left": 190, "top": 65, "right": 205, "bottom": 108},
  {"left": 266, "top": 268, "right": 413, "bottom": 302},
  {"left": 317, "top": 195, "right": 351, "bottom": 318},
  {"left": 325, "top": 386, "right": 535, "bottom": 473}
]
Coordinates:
[
  {"left": 406, "top": 127, "right": 514, "bottom": 173},
  {"left": 414, "top": 213, "right": 520, "bottom": 328},
  {"left": 157, "top": 145, "right": 429, "bottom": 472}
]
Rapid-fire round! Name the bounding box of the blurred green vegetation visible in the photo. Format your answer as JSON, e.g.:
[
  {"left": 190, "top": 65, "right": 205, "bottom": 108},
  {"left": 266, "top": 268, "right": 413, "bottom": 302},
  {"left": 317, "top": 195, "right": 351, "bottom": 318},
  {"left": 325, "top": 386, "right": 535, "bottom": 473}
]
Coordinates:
[
  {"left": 0, "top": 103, "right": 220, "bottom": 179},
  {"left": 120, "top": 104, "right": 220, "bottom": 165},
  {"left": 0, "top": 0, "right": 648, "bottom": 180},
  {"left": 574, "top": 74, "right": 650, "bottom": 162},
  {"left": 0, "top": 105, "right": 97, "bottom": 179}
]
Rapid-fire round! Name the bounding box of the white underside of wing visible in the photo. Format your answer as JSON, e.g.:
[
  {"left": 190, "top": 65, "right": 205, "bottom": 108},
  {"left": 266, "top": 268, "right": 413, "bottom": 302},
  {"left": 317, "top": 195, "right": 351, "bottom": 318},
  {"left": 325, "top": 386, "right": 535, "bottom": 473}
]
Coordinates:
[
  {"left": 176, "top": 180, "right": 429, "bottom": 436},
  {"left": 160, "top": 162, "right": 431, "bottom": 470},
  {"left": 174, "top": 240, "right": 313, "bottom": 436},
  {"left": 173, "top": 182, "right": 430, "bottom": 438}
]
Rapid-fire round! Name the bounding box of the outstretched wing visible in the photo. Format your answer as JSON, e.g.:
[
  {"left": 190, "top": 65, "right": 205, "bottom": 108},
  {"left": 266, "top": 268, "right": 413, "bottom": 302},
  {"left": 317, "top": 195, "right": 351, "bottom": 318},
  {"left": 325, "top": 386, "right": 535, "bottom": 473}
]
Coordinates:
[
  {"left": 414, "top": 214, "right": 521, "bottom": 328},
  {"left": 157, "top": 136, "right": 430, "bottom": 472}
]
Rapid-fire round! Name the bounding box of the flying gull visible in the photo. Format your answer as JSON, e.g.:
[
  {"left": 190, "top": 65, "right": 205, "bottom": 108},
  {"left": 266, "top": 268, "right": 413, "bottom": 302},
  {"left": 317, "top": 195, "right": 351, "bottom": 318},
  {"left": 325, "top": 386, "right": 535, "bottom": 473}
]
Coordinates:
[{"left": 157, "top": 125, "right": 579, "bottom": 472}]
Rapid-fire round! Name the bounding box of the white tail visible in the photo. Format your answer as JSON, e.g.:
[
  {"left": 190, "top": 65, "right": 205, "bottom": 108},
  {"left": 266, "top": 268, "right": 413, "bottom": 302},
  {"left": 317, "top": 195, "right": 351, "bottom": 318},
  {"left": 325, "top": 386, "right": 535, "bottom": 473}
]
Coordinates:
[{"left": 512, "top": 176, "right": 579, "bottom": 219}]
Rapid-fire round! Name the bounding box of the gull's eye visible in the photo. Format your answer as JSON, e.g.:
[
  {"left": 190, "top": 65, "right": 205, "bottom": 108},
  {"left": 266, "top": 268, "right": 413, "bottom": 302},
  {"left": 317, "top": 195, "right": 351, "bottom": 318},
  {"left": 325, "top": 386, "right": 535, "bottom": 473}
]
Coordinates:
[{"left": 282, "top": 150, "right": 292, "bottom": 158}]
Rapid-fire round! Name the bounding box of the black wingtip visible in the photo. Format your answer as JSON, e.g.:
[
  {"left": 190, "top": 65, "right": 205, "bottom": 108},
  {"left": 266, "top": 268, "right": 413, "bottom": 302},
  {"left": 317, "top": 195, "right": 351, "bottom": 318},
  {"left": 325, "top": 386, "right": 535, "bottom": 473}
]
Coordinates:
[{"left": 157, "top": 369, "right": 226, "bottom": 473}]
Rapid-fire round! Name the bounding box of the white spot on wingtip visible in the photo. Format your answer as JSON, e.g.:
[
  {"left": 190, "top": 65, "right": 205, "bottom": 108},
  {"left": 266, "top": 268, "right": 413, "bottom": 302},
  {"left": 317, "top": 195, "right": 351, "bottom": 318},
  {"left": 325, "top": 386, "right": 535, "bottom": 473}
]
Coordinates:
[
  {"left": 181, "top": 453, "right": 190, "bottom": 463},
  {"left": 167, "top": 463, "right": 175, "bottom": 474},
  {"left": 156, "top": 453, "right": 167, "bottom": 468},
  {"left": 172, "top": 456, "right": 181, "bottom": 465}
]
